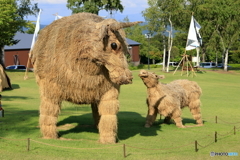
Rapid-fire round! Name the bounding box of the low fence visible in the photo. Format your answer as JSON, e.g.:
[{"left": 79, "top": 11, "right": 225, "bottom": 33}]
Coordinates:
[{"left": 0, "top": 116, "right": 240, "bottom": 158}]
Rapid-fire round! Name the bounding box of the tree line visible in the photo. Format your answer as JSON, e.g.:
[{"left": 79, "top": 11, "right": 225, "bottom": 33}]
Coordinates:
[
  {"left": 141, "top": 0, "right": 240, "bottom": 71},
  {"left": 1, "top": 0, "right": 240, "bottom": 71}
]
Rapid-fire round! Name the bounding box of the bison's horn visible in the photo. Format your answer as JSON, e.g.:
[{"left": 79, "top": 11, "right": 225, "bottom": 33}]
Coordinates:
[
  {"left": 96, "top": 19, "right": 143, "bottom": 40},
  {"left": 109, "top": 21, "right": 143, "bottom": 30}
]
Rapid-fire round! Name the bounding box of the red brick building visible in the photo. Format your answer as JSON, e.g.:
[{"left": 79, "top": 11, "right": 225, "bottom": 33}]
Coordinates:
[{"left": 4, "top": 32, "right": 141, "bottom": 67}]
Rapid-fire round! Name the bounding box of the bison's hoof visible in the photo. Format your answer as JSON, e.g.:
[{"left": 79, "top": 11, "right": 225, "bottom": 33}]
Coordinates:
[
  {"left": 42, "top": 136, "right": 58, "bottom": 139},
  {"left": 98, "top": 138, "right": 116, "bottom": 144}
]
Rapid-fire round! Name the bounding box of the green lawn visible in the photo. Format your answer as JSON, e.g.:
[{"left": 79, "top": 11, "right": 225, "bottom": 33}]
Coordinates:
[{"left": 0, "top": 68, "right": 240, "bottom": 160}]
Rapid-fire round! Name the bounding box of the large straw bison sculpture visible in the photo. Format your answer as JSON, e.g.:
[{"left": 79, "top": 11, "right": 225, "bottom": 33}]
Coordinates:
[
  {"left": 30, "top": 12, "right": 142, "bottom": 144},
  {"left": 139, "top": 70, "right": 203, "bottom": 128}
]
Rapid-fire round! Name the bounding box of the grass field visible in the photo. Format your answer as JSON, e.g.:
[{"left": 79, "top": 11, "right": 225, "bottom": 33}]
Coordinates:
[{"left": 0, "top": 68, "right": 240, "bottom": 160}]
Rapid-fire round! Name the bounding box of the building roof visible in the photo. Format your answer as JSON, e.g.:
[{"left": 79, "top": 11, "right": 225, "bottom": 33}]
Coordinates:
[
  {"left": 126, "top": 38, "right": 141, "bottom": 46},
  {"left": 5, "top": 32, "right": 33, "bottom": 50},
  {"left": 5, "top": 32, "right": 140, "bottom": 50}
]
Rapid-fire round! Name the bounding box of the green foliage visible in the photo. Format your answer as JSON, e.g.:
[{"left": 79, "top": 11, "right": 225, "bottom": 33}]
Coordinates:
[
  {"left": 128, "top": 64, "right": 161, "bottom": 70},
  {"left": 142, "top": 0, "right": 189, "bottom": 34},
  {"left": 142, "top": 0, "right": 240, "bottom": 69},
  {"left": 1, "top": 69, "right": 240, "bottom": 159},
  {"left": 0, "top": 0, "right": 20, "bottom": 46},
  {"left": 230, "top": 50, "right": 240, "bottom": 63},
  {"left": 66, "top": 0, "right": 124, "bottom": 15},
  {"left": 0, "top": 0, "right": 38, "bottom": 46},
  {"left": 123, "top": 17, "right": 149, "bottom": 59},
  {"left": 123, "top": 16, "right": 164, "bottom": 64},
  {"left": 24, "top": 21, "right": 36, "bottom": 34},
  {"left": 0, "top": 0, "right": 38, "bottom": 66}
]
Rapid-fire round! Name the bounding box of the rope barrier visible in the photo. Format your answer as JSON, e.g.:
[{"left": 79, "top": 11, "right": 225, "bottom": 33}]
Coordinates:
[
  {"left": 217, "top": 117, "right": 240, "bottom": 124},
  {"left": 235, "top": 126, "right": 240, "bottom": 129},
  {"left": 217, "top": 128, "right": 234, "bottom": 137},
  {"left": 197, "top": 134, "right": 212, "bottom": 140},
  {"left": 0, "top": 137, "right": 27, "bottom": 141},
  {"left": 195, "top": 116, "right": 240, "bottom": 126},
  {"left": 197, "top": 141, "right": 214, "bottom": 149}
]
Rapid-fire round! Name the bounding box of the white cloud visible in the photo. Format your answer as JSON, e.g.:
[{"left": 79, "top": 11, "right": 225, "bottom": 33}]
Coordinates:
[
  {"left": 121, "top": 0, "right": 148, "bottom": 8},
  {"left": 35, "top": 0, "right": 67, "bottom": 4}
]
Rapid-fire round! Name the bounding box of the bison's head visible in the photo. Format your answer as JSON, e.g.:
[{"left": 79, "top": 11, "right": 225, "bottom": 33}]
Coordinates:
[{"left": 92, "top": 19, "right": 142, "bottom": 85}]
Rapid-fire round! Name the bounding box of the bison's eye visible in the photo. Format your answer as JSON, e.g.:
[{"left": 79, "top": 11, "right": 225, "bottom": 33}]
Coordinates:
[{"left": 111, "top": 43, "right": 118, "bottom": 50}]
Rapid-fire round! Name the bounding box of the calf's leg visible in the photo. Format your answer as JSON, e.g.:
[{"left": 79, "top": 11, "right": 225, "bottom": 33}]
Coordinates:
[
  {"left": 145, "top": 99, "right": 158, "bottom": 128},
  {"left": 171, "top": 108, "right": 185, "bottom": 128},
  {"left": 189, "top": 99, "right": 203, "bottom": 126}
]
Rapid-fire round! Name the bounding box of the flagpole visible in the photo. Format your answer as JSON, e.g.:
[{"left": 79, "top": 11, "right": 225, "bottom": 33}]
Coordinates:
[
  {"left": 173, "top": 13, "right": 197, "bottom": 77},
  {"left": 24, "top": 9, "right": 42, "bottom": 80}
]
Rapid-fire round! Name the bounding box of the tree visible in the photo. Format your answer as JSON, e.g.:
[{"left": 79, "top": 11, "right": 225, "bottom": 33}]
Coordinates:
[
  {"left": 0, "top": 0, "right": 38, "bottom": 67},
  {"left": 122, "top": 17, "right": 147, "bottom": 61},
  {"left": 142, "top": 0, "right": 186, "bottom": 71},
  {"left": 24, "top": 21, "right": 37, "bottom": 34},
  {"left": 66, "top": 0, "right": 124, "bottom": 15},
  {"left": 143, "top": 0, "right": 240, "bottom": 71},
  {"left": 196, "top": 0, "right": 240, "bottom": 71}
]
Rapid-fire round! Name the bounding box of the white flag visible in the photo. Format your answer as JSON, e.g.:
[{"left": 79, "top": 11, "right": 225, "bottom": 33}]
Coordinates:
[
  {"left": 30, "top": 9, "right": 42, "bottom": 50},
  {"left": 186, "top": 16, "right": 202, "bottom": 50}
]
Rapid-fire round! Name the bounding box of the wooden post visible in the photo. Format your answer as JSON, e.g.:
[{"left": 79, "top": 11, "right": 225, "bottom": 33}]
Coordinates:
[
  {"left": 215, "top": 116, "right": 217, "bottom": 123},
  {"left": 123, "top": 144, "right": 126, "bottom": 158},
  {"left": 215, "top": 131, "right": 217, "bottom": 142},
  {"left": 195, "top": 140, "right": 198, "bottom": 152},
  {"left": 27, "top": 138, "right": 30, "bottom": 151},
  {"left": 234, "top": 126, "right": 236, "bottom": 135}
]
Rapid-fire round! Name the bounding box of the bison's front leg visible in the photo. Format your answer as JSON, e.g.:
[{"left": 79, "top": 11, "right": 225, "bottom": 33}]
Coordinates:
[
  {"left": 39, "top": 96, "right": 61, "bottom": 139},
  {"left": 98, "top": 87, "right": 119, "bottom": 144}
]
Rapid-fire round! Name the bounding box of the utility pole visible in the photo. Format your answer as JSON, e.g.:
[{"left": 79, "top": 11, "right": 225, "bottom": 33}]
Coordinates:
[{"left": 145, "top": 33, "right": 151, "bottom": 70}]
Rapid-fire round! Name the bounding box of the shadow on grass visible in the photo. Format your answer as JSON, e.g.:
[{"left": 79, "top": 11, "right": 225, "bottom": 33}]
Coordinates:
[
  {"left": 156, "top": 117, "right": 206, "bottom": 127},
  {"left": 57, "top": 113, "right": 98, "bottom": 136},
  {"left": 11, "top": 84, "right": 20, "bottom": 89},
  {"left": 57, "top": 111, "right": 162, "bottom": 141},
  {"left": 1, "top": 84, "right": 20, "bottom": 92},
  {"left": 3, "top": 95, "right": 32, "bottom": 102},
  {"left": 1, "top": 109, "right": 206, "bottom": 141},
  {"left": 182, "top": 117, "right": 206, "bottom": 125},
  {"left": 0, "top": 109, "right": 39, "bottom": 137},
  {"left": 57, "top": 112, "right": 206, "bottom": 140}
]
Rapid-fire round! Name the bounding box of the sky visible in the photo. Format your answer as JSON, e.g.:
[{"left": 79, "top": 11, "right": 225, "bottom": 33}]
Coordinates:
[{"left": 26, "top": 0, "right": 149, "bottom": 25}]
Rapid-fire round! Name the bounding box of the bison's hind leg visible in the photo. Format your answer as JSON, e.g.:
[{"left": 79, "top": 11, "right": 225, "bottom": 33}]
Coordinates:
[
  {"left": 91, "top": 103, "right": 100, "bottom": 128},
  {"left": 189, "top": 99, "right": 203, "bottom": 126},
  {"left": 39, "top": 97, "right": 61, "bottom": 139}
]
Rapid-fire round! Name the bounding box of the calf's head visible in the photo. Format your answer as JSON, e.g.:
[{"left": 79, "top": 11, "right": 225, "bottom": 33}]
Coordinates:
[{"left": 138, "top": 70, "right": 165, "bottom": 88}]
